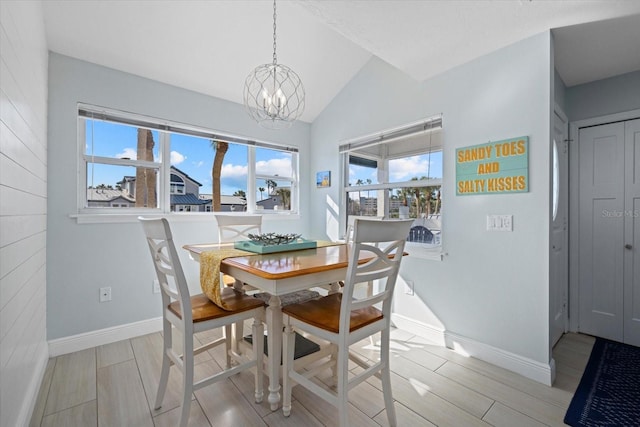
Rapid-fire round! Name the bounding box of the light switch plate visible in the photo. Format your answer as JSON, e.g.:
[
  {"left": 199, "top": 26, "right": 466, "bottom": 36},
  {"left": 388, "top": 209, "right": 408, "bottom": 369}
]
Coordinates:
[{"left": 487, "top": 215, "right": 513, "bottom": 231}]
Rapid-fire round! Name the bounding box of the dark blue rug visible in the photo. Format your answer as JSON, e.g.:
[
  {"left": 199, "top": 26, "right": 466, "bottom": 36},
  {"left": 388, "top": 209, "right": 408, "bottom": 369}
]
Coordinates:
[{"left": 564, "top": 338, "right": 640, "bottom": 426}]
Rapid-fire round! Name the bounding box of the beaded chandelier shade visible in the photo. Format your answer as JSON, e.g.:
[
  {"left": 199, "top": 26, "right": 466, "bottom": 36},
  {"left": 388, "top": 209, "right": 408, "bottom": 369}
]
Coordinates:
[{"left": 243, "top": 0, "right": 305, "bottom": 129}]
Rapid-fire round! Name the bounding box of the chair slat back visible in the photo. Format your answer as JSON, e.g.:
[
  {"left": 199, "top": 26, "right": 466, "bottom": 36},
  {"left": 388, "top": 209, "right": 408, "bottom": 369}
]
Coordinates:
[
  {"left": 139, "top": 217, "right": 192, "bottom": 321},
  {"left": 215, "top": 214, "right": 262, "bottom": 243},
  {"left": 345, "top": 215, "right": 383, "bottom": 243},
  {"left": 341, "top": 219, "right": 413, "bottom": 332}
]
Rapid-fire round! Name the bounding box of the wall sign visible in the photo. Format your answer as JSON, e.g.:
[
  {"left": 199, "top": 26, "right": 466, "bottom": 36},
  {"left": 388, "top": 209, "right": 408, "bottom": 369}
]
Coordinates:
[{"left": 456, "top": 136, "right": 528, "bottom": 195}]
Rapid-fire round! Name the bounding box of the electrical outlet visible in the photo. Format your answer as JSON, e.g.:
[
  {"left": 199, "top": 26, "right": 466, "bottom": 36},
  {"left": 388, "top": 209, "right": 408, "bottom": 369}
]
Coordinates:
[
  {"left": 99, "top": 286, "right": 112, "bottom": 302},
  {"left": 153, "top": 279, "right": 161, "bottom": 294},
  {"left": 404, "top": 280, "right": 414, "bottom": 296}
]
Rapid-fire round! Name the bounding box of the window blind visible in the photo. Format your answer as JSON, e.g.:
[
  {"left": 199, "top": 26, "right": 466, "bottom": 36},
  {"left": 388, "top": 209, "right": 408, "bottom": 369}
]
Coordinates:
[{"left": 78, "top": 104, "right": 298, "bottom": 153}]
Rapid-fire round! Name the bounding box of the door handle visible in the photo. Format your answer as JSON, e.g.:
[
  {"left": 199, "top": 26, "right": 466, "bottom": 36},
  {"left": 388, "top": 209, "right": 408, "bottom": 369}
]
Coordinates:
[{"left": 625, "top": 244, "right": 633, "bottom": 250}]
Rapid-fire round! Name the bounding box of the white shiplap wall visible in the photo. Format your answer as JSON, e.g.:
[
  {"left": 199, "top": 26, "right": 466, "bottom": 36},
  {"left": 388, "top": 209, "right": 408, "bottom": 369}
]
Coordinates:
[{"left": 0, "top": 1, "right": 49, "bottom": 426}]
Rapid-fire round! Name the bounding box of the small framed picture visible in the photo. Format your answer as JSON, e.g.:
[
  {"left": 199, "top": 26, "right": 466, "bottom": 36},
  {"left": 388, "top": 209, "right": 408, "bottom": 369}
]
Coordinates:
[{"left": 316, "top": 171, "right": 331, "bottom": 188}]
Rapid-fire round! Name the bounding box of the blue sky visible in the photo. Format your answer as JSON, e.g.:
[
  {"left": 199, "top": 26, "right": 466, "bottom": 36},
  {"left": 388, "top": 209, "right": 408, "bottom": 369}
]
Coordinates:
[
  {"left": 348, "top": 152, "right": 442, "bottom": 186},
  {"left": 86, "top": 120, "right": 293, "bottom": 198},
  {"left": 86, "top": 120, "right": 442, "bottom": 198}
]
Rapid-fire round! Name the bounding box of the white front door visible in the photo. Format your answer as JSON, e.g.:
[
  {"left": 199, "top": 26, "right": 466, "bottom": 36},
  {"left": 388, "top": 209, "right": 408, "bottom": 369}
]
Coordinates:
[
  {"left": 577, "top": 118, "right": 640, "bottom": 346},
  {"left": 550, "top": 108, "right": 569, "bottom": 347}
]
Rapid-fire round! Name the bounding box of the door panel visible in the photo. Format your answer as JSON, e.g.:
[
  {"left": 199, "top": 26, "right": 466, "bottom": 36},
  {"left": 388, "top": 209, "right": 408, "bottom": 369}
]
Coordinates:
[
  {"left": 550, "top": 109, "right": 568, "bottom": 347},
  {"left": 624, "top": 119, "right": 640, "bottom": 346},
  {"left": 578, "top": 123, "right": 625, "bottom": 341}
]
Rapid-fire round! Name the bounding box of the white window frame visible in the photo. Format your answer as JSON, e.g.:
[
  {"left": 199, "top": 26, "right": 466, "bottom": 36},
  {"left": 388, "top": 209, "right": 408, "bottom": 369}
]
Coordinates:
[
  {"left": 340, "top": 115, "right": 443, "bottom": 260},
  {"left": 75, "top": 104, "right": 299, "bottom": 222},
  {"left": 170, "top": 174, "right": 186, "bottom": 195}
]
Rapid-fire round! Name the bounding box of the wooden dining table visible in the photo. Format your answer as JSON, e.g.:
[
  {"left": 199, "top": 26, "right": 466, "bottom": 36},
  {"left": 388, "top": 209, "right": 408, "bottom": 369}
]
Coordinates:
[{"left": 183, "top": 242, "right": 351, "bottom": 410}]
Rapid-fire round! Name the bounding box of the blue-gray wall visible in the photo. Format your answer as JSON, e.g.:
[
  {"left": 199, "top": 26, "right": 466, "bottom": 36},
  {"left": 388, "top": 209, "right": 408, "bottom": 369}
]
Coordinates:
[
  {"left": 566, "top": 70, "right": 640, "bottom": 121},
  {"left": 308, "top": 32, "right": 554, "bottom": 379},
  {"left": 47, "top": 53, "right": 311, "bottom": 340},
  {"left": 554, "top": 69, "right": 567, "bottom": 112}
]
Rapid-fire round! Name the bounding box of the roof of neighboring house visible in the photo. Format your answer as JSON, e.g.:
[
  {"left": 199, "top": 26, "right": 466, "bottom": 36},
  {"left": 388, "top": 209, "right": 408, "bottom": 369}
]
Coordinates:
[
  {"left": 221, "top": 195, "right": 246, "bottom": 205},
  {"left": 170, "top": 193, "right": 210, "bottom": 205},
  {"left": 199, "top": 195, "right": 247, "bottom": 206},
  {"left": 87, "top": 189, "right": 135, "bottom": 202},
  {"left": 170, "top": 165, "right": 202, "bottom": 186}
]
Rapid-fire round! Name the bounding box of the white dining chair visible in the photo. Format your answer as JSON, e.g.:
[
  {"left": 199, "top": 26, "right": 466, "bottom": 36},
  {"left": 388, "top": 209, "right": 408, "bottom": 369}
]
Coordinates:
[
  {"left": 214, "top": 214, "right": 320, "bottom": 359},
  {"left": 344, "top": 215, "right": 384, "bottom": 244},
  {"left": 344, "top": 215, "right": 384, "bottom": 297},
  {"left": 215, "top": 214, "right": 263, "bottom": 290},
  {"left": 140, "top": 217, "right": 265, "bottom": 427},
  {"left": 281, "top": 218, "right": 413, "bottom": 427}
]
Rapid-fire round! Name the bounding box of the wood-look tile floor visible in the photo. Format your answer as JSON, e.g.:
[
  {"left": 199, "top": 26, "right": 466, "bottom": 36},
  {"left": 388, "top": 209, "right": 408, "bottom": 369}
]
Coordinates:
[{"left": 29, "top": 328, "right": 594, "bottom": 427}]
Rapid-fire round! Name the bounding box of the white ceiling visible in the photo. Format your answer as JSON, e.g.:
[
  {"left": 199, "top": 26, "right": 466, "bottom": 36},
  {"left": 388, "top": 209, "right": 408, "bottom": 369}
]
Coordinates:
[{"left": 42, "top": 1, "right": 640, "bottom": 123}]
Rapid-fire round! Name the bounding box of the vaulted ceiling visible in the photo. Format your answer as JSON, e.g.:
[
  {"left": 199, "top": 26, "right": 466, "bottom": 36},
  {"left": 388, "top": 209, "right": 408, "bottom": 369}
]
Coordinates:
[{"left": 43, "top": 1, "right": 640, "bottom": 123}]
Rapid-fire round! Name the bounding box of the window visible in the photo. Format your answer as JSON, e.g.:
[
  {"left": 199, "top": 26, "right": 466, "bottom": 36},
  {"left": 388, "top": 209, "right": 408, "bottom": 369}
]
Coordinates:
[
  {"left": 170, "top": 174, "right": 185, "bottom": 195},
  {"left": 340, "top": 116, "right": 443, "bottom": 257},
  {"left": 78, "top": 105, "right": 299, "bottom": 216}
]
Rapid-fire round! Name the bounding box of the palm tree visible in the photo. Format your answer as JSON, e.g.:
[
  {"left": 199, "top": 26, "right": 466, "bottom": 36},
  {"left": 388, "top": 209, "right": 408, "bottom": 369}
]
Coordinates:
[
  {"left": 135, "top": 129, "right": 156, "bottom": 207},
  {"left": 355, "top": 179, "right": 364, "bottom": 214},
  {"left": 211, "top": 140, "right": 229, "bottom": 212},
  {"left": 233, "top": 189, "right": 246, "bottom": 199},
  {"left": 265, "top": 179, "right": 277, "bottom": 196},
  {"left": 276, "top": 188, "right": 291, "bottom": 210},
  {"left": 258, "top": 187, "right": 265, "bottom": 201},
  {"left": 408, "top": 176, "right": 433, "bottom": 217}
]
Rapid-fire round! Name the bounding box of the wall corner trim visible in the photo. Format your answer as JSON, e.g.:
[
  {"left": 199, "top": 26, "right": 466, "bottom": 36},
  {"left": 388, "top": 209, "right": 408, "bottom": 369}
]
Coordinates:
[
  {"left": 16, "top": 347, "right": 49, "bottom": 427},
  {"left": 391, "top": 313, "right": 554, "bottom": 386},
  {"left": 48, "top": 317, "right": 163, "bottom": 357}
]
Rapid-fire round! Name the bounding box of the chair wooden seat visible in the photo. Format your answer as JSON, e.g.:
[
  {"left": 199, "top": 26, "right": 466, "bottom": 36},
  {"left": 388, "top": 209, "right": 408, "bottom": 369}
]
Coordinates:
[
  {"left": 169, "top": 290, "right": 265, "bottom": 323},
  {"left": 282, "top": 293, "right": 382, "bottom": 334}
]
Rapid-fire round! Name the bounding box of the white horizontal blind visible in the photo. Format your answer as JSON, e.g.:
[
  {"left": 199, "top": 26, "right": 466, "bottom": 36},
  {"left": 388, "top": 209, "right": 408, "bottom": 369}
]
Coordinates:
[
  {"left": 78, "top": 104, "right": 298, "bottom": 153},
  {"left": 339, "top": 115, "right": 442, "bottom": 154}
]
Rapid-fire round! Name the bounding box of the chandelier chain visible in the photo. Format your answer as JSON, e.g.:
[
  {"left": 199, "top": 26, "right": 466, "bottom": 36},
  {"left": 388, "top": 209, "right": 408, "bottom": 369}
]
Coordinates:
[{"left": 272, "top": 0, "right": 277, "bottom": 65}]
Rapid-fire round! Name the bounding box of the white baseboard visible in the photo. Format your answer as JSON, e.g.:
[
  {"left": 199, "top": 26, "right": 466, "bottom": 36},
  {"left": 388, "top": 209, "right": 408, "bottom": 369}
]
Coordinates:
[
  {"left": 48, "top": 317, "right": 163, "bottom": 357},
  {"left": 391, "top": 313, "right": 553, "bottom": 386}
]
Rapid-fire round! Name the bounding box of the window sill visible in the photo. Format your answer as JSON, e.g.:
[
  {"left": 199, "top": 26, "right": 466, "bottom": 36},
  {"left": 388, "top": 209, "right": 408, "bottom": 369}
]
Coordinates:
[
  {"left": 70, "top": 212, "right": 301, "bottom": 224},
  {"left": 405, "top": 242, "right": 443, "bottom": 261}
]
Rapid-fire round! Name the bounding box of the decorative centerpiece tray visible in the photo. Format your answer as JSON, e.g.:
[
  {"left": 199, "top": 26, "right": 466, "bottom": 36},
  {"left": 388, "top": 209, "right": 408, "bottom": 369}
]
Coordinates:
[{"left": 234, "top": 233, "right": 317, "bottom": 254}]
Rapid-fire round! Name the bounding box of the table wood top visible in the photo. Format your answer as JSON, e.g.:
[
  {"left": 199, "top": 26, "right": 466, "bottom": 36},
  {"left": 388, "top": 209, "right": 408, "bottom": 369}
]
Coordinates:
[
  {"left": 184, "top": 243, "right": 407, "bottom": 281},
  {"left": 184, "top": 243, "right": 351, "bottom": 280}
]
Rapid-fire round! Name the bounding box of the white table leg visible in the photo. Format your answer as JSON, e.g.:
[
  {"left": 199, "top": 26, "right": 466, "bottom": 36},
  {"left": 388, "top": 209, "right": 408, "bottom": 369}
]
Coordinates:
[
  {"left": 232, "top": 279, "right": 245, "bottom": 355},
  {"left": 266, "top": 294, "right": 283, "bottom": 411}
]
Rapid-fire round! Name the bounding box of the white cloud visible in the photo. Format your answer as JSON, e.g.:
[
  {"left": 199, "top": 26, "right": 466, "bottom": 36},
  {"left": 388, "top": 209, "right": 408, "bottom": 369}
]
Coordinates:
[
  {"left": 256, "top": 158, "right": 291, "bottom": 177},
  {"left": 193, "top": 160, "right": 204, "bottom": 168},
  {"left": 389, "top": 156, "right": 429, "bottom": 181},
  {"left": 116, "top": 148, "right": 137, "bottom": 160},
  {"left": 221, "top": 163, "right": 248, "bottom": 178},
  {"left": 170, "top": 151, "right": 186, "bottom": 165}
]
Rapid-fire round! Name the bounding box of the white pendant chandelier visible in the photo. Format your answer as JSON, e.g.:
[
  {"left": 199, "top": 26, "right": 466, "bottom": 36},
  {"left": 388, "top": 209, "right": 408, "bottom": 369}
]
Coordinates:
[{"left": 243, "top": 0, "right": 305, "bottom": 129}]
